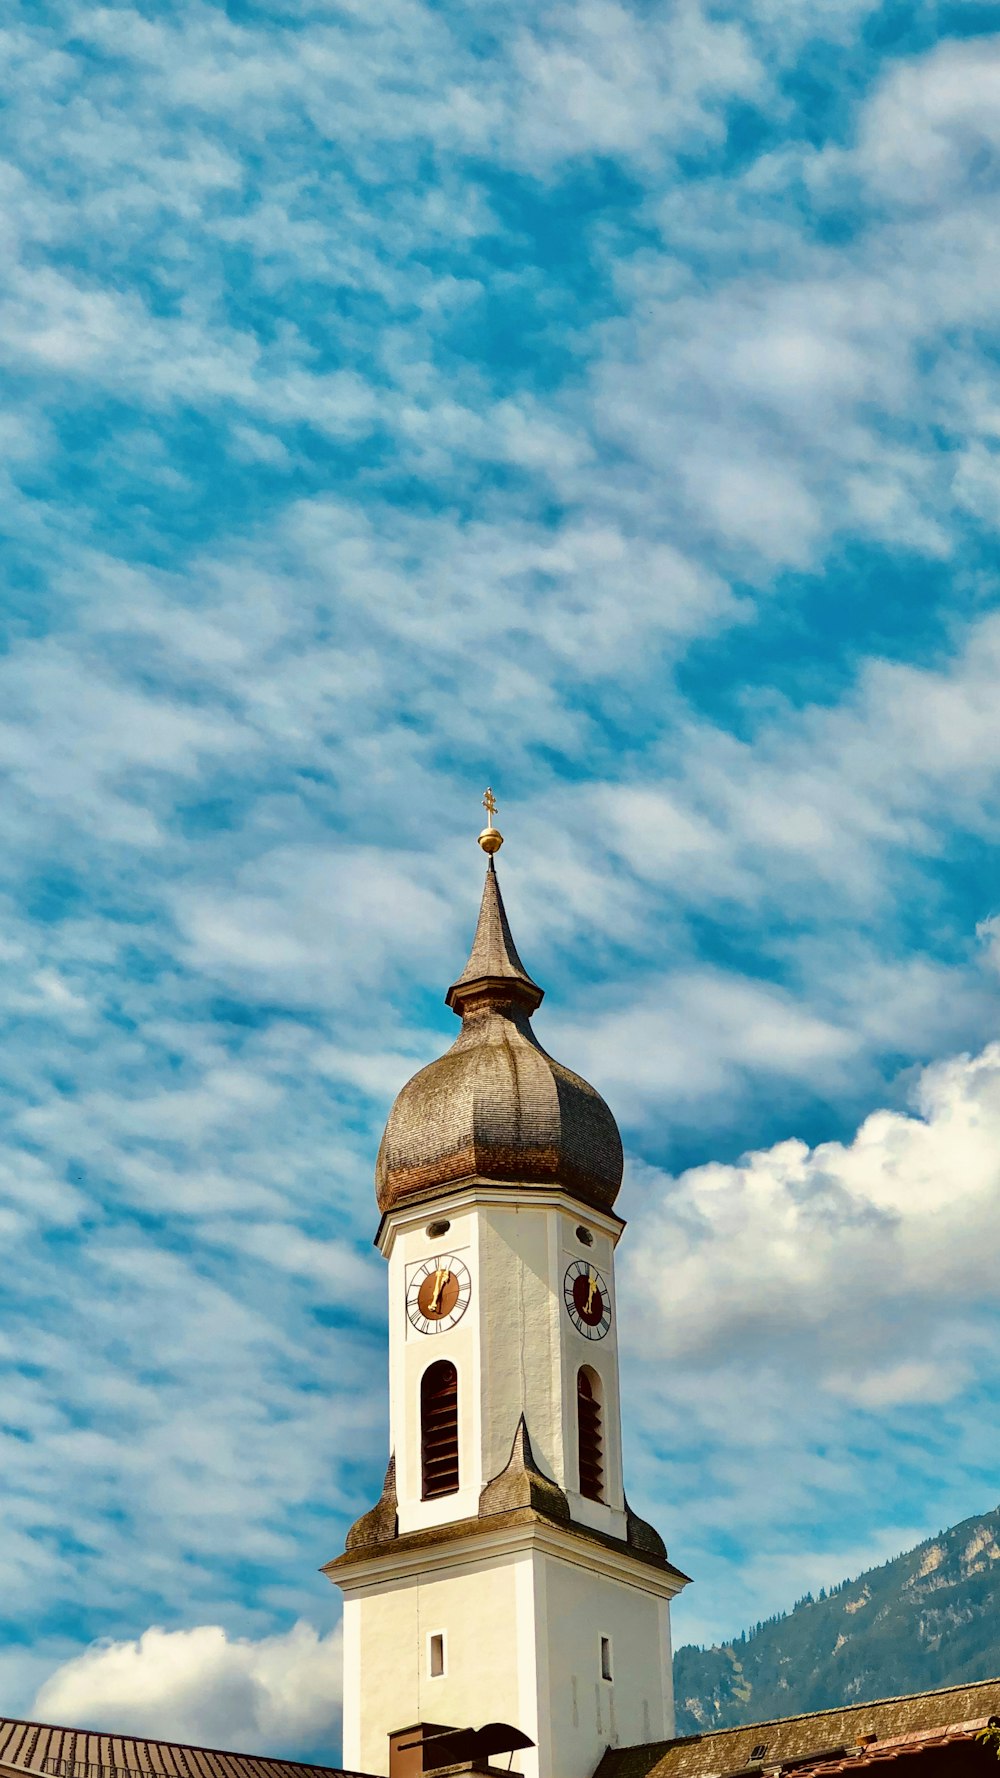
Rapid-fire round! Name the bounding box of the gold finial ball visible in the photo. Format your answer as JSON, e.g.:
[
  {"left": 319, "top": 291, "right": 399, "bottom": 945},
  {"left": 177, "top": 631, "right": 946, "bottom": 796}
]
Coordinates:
[{"left": 478, "top": 785, "right": 504, "bottom": 854}]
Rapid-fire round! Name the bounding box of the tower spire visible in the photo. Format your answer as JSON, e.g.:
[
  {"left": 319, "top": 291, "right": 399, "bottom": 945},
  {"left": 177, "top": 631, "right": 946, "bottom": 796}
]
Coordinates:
[
  {"left": 445, "top": 853, "right": 543, "bottom": 1014},
  {"left": 376, "top": 791, "right": 622, "bottom": 1214}
]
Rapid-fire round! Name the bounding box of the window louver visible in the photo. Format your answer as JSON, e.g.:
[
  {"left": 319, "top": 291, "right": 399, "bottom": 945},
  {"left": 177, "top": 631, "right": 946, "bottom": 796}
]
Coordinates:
[
  {"left": 577, "top": 1367, "right": 604, "bottom": 1501},
  {"left": 421, "top": 1360, "right": 459, "bottom": 1498}
]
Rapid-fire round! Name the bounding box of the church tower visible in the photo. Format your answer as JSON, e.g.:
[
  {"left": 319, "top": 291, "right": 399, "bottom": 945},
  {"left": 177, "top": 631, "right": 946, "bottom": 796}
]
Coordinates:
[{"left": 326, "top": 801, "right": 688, "bottom": 1778}]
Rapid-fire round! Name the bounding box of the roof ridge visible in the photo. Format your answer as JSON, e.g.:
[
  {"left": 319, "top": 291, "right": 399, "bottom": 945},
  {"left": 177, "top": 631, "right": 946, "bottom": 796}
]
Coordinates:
[{"left": 640, "top": 1672, "right": 1000, "bottom": 1744}]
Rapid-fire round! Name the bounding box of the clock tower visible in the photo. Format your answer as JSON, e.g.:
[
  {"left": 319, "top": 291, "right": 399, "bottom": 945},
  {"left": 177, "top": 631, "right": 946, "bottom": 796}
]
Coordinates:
[{"left": 325, "top": 802, "right": 688, "bottom": 1778}]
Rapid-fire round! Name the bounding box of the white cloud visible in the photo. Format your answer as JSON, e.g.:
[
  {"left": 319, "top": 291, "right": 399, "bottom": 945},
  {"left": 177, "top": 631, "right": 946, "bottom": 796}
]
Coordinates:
[
  {"left": 509, "top": 0, "right": 762, "bottom": 166},
  {"left": 618, "top": 1038, "right": 1000, "bottom": 1642},
  {"left": 626, "top": 1038, "right": 1000, "bottom": 1385},
  {"left": 858, "top": 37, "right": 1000, "bottom": 206},
  {"left": 0, "top": 640, "right": 247, "bottom": 845},
  {"left": 556, "top": 968, "right": 853, "bottom": 1122},
  {"left": 586, "top": 604, "right": 1000, "bottom": 925},
  {"left": 575, "top": 32, "right": 1000, "bottom": 577},
  {"left": 34, "top": 1622, "right": 342, "bottom": 1755},
  {"left": 826, "top": 1357, "right": 969, "bottom": 1409},
  {"left": 173, "top": 843, "right": 458, "bottom": 1007}
]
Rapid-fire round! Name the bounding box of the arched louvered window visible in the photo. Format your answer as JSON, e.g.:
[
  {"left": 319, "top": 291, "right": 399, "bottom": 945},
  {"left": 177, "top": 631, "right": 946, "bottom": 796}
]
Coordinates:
[
  {"left": 421, "top": 1360, "right": 459, "bottom": 1498},
  {"left": 577, "top": 1367, "right": 604, "bottom": 1502}
]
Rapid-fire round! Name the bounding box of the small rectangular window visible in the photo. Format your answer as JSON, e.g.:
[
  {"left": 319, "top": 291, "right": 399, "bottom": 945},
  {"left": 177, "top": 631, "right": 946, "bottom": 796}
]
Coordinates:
[
  {"left": 749, "top": 1746, "right": 768, "bottom": 1763},
  {"left": 429, "top": 1632, "right": 445, "bottom": 1678},
  {"left": 600, "top": 1635, "right": 613, "bottom": 1682}
]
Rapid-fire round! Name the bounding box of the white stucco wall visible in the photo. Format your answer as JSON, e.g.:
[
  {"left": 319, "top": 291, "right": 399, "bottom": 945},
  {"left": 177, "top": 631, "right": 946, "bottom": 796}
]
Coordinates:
[
  {"left": 340, "top": 1528, "right": 682, "bottom": 1778},
  {"left": 391, "top": 1205, "right": 482, "bottom": 1531},
  {"left": 535, "top": 1552, "right": 674, "bottom": 1778},
  {"left": 384, "top": 1186, "right": 627, "bottom": 1540},
  {"left": 341, "top": 1549, "right": 528, "bottom": 1776},
  {"left": 478, "top": 1204, "right": 558, "bottom": 1486}
]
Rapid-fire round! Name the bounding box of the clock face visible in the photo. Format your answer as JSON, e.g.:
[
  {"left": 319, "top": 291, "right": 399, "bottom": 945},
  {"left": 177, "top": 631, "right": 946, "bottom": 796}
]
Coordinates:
[
  {"left": 563, "top": 1259, "right": 612, "bottom": 1340},
  {"left": 406, "top": 1254, "right": 472, "bottom": 1335}
]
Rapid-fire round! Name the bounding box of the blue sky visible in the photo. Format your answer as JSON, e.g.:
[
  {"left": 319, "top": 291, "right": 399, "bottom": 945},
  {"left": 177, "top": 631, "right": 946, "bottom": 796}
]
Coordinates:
[{"left": 3, "top": 0, "right": 1000, "bottom": 1758}]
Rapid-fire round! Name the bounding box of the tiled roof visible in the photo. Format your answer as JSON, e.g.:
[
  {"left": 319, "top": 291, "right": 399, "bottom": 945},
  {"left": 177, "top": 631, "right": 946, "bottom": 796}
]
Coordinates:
[
  {"left": 0, "top": 1718, "right": 373, "bottom": 1778},
  {"left": 785, "top": 1718, "right": 991, "bottom": 1771},
  {"left": 596, "top": 1676, "right": 1000, "bottom": 1778}
]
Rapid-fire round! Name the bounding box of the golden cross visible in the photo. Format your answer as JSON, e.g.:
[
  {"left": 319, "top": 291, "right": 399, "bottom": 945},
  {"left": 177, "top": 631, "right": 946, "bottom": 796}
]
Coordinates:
[{"left": 482, "top": 786, "right": 498, "bottom": 826}]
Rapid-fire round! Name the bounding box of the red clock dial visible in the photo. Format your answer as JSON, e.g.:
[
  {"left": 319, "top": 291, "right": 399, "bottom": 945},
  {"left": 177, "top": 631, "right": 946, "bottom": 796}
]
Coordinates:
[
  {"left": 406, "top": 1254, "right": 472, "bottom": 1334},
  {"left": 563, "top": 1260, "right": 612, "bottom": 1340},
  {"left": 573, "top": 1272, "right": 605, "bottom": 1325}
]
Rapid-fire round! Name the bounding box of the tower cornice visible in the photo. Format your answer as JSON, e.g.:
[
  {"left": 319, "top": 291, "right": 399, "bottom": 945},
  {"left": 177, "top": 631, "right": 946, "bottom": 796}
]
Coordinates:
[
  {"left": 374, "top": 1178, "right": 626, "bottom": 1257},
  {"left": 325, "top": 1509, "right": 690, "bottom": 1598}
]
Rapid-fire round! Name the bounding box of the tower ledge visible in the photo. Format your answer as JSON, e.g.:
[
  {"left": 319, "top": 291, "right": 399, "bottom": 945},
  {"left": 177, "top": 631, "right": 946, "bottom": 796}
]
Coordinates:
[
  {"left": 373, "top": 1178, "right": 624, "bottom": 1258},
  {"left": 325, "top": 1505, "right": 690, "bottom": 1592}
]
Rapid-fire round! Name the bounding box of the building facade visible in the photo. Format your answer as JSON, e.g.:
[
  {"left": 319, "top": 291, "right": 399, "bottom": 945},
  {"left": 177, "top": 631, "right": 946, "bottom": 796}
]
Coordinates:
[{"left": 326, "top": 823, "right": 688, "bottom": 1778}]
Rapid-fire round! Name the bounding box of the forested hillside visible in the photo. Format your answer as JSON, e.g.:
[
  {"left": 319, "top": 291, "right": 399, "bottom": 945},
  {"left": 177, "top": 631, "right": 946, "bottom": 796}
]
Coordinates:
[{"left": 673, "top": 1505, "right": 1000, "bottom": 1735}]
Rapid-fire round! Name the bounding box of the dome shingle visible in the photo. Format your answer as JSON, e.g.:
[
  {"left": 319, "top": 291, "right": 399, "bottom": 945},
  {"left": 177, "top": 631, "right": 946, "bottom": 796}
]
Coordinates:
[{"left": 375, "top": 861, "right": 623, "bottom": 1214}]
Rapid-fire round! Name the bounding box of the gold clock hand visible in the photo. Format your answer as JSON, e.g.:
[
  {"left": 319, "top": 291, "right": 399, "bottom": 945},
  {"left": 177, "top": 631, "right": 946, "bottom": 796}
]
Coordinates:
[
  {"left": 428, "top": 1266, "right": 449, "bottom": 1313},
  {"left": 584, "top": 1270, "right": 597, "bottom": 1314}
]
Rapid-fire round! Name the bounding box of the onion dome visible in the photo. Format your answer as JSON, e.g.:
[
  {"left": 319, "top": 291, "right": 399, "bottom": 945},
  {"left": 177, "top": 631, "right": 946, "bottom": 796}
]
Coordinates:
[{"left": 375, "top": 852, "right": 624, "bottom": 1215}]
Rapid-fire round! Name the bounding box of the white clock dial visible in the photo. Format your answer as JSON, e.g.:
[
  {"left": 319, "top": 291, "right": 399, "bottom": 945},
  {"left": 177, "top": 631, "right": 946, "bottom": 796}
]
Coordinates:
[
  {"left": 406, "top": 1254, "right": 472, "bottom": 1334},
  {"left": 563, "top": 1259, "right": 612, "bottom": 1340}
]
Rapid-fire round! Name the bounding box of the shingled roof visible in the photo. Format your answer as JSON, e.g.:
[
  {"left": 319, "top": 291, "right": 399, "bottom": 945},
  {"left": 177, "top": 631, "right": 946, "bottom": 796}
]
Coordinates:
[
  {"left": 594, "top": 1677, "right": 1000, "bottom": 1778},
  {"left": 373, "top": 856, "right": 625, "bottom": 1217},
  {"left": 0, "top": 1717, "right": 373, "bottom": 1778}
]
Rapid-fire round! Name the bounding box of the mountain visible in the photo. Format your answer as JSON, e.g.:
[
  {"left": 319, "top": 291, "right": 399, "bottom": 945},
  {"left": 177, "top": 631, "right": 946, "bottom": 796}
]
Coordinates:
[{"left": 673, "top": 1504, "right": 1000, "bottom": 1735}]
